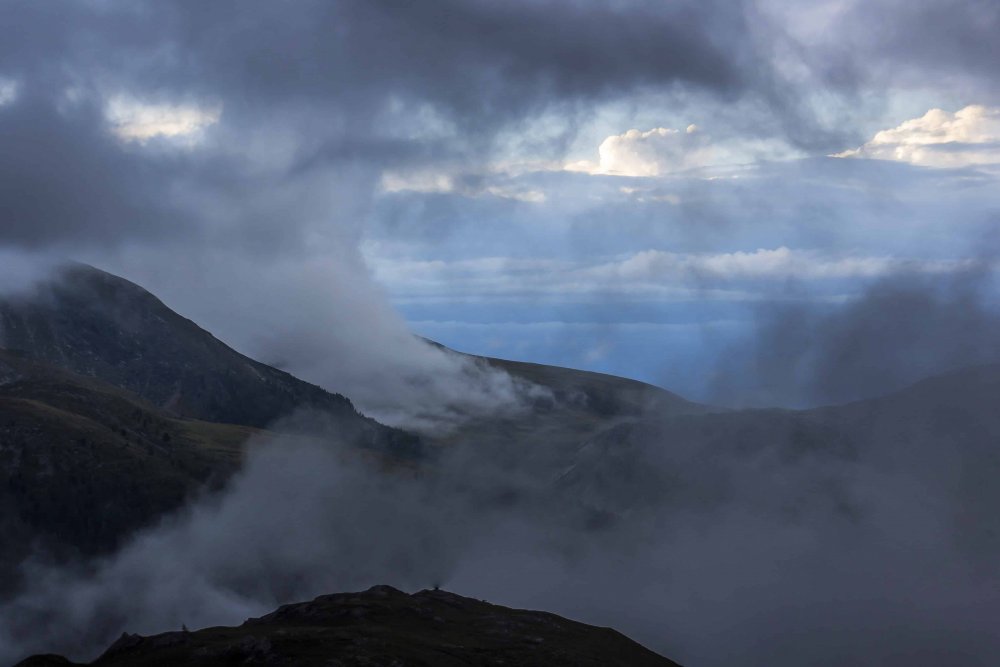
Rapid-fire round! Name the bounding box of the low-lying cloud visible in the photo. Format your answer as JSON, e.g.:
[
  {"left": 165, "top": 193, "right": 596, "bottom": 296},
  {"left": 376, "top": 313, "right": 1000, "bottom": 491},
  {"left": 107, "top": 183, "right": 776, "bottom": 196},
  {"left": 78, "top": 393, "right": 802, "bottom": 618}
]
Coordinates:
[
  {"left": 3, "top": 350, "right": 1000, "bottom": 667},
  {"left": 710, "top": 269, "right": 1000, "bottom": 407}
]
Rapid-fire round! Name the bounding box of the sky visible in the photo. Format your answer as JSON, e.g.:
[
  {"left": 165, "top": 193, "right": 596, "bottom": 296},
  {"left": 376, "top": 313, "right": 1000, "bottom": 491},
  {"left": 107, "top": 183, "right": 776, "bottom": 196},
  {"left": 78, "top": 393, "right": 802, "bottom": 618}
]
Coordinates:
[
  {"left": 3, "top": 3, "right": 1000, "bottom": 666},
  {"left": 1, "top": 0, "right": 999, "bottom": 410}
]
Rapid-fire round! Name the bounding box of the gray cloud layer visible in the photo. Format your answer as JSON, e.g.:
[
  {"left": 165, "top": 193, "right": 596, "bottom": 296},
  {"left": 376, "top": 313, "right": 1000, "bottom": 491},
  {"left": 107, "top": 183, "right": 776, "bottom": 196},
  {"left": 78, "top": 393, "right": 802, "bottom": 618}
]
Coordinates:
[
  {"left": 2, "top": 0, "right": 997, "bottom": 248},
  {"left": 4, "top": 371, "right": 1000, "bottom": 667},
  {"left": 0, "top": 0, "right": 773, "bottom": 244}
]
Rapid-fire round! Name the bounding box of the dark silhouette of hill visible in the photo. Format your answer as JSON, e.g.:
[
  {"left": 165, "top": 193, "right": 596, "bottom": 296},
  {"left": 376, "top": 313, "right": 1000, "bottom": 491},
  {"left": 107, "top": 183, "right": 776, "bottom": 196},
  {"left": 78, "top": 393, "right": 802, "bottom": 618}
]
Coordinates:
[{"left": 15, "top": 585, "right": 683, "bottom": 667}]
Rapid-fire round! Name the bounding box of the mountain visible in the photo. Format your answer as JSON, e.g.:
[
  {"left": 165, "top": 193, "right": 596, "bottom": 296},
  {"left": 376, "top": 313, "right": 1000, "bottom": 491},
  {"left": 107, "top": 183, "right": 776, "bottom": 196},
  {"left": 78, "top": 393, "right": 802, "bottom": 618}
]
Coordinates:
[
  {"left": 0, "top": 265, "right": 420, "bottom": 588},
  {"left": 424, "top": 353, "right": 716, "bottom": 479},
  {"left": 0, "top": 348, "right": 254, "bottom": 587},
  {"left": 485, "top": 356, "right": 709, "bottom": 420},
  {"left": 14, "top": 585, "right": 683, "bottom": 667},
  {"left": 8, "top": 264, "right": 998, "bottom": 573},
  {"left": 0, "top": 264, "right": 414, "bottom": 445},
  {"left": 4, "top": 266, "right": 1000, "bottom": 665},
  {"left": 0, "top": 264, "right": 710, "bottom": 587}
]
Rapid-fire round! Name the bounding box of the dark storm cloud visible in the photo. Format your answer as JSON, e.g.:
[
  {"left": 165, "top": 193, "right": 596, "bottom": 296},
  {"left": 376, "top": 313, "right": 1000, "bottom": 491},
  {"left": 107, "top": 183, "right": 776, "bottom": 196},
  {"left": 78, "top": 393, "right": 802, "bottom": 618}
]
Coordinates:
[
  {"left": 0, "top": 93, "right": 192, "bottom": 248},
  {"left": 160, "top": 0, "right": 756, "bottom": 122},
  {"left": 0, "top": 0, "right": 819, "bottom": 249},
  {"left": 0, "top": 0, "right": 996, "bottom": 250},
  {"left": 843, "top": 0, "right": 1000, "bottom": 94}
]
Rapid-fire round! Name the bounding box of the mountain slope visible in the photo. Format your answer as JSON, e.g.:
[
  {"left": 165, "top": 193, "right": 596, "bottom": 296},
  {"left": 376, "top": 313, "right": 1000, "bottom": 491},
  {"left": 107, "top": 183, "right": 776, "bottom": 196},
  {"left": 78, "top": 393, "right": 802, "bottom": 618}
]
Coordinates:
[
  {"left": 0, "top": 264, "right": 412, "bottom": 449},
  {"left": 555, "top": 363, "right": 1000, "bottom": 523},
  {"left": 0, "top": 349, "right": 256, "bottom": 590},
  {"left": 0, "top": 265, "right": 419, "bottom": 588},
  {"left": 423, "top": 349, "right": 716, "bottom": 478},
  {"left": 485, "top": 356, "right": 711, "bottom": 419},
  {"left": 16, "top": 585, "right": 683, "bottom": 667}
]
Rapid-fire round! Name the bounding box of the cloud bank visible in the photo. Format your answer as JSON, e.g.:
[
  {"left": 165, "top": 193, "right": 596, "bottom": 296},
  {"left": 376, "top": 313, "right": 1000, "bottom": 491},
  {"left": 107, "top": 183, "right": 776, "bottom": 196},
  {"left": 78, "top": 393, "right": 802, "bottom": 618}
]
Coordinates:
[
  {"left": 4, "top": 349, "right": 1000, "bottom": 667},
  {"left": 835, "top": 105, "right": 1000, "bottom": 167}
]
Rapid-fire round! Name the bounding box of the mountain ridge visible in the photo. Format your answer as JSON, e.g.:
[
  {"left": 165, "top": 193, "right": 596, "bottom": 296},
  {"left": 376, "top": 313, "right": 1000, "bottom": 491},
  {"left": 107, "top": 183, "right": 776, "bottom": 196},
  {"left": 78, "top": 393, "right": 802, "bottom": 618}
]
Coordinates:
[
  {"left": 2, "top": 265, "right": 382, "bottom": 431},
  {"left": 14, "top": 585, "right": 684, "bottom": 667}
]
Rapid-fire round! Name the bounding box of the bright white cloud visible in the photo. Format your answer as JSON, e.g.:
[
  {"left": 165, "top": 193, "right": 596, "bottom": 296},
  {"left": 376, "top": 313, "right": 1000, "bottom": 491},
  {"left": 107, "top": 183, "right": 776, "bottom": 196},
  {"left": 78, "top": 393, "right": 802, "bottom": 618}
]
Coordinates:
[
  {"left": 105, "top": 95, "right": 222, "bottom": 144},
  {"left": 566, "top": 125, "right": 709, "bottom": 177},
  {"left": 566, "top": 124, "right": 802, "bottom": 177},
  {"left": 834, "top": 105, "right": 1000, "bottom": 167}
]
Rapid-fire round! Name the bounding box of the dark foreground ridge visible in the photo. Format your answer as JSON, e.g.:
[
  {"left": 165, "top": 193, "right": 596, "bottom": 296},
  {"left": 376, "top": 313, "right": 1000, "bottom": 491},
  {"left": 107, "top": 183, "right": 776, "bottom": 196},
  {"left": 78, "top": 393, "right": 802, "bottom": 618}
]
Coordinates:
[{"left": 16, "top": 585, "right": 682, "bottom": 667}]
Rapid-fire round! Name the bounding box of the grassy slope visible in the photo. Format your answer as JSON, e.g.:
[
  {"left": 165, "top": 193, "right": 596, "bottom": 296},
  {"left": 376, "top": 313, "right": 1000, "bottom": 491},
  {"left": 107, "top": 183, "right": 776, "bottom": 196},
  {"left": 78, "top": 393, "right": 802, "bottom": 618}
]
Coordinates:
[{"left": 0, "top": 350, "right": 257, "bottom": 581}]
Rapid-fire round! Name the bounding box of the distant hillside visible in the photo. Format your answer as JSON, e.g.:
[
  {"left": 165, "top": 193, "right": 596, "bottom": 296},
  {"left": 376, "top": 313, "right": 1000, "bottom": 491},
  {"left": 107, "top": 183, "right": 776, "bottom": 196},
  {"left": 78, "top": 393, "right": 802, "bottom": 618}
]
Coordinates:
[
  {"left": 15, "top": 585, "right": 683, "bottom": 667},
  {"left": 555, "top": 362, "right": 1000, "bottom": 521},
  {"left": 423, "top": 348, "right": 716, "bottom": 479},
  {"left": 485, "top": 356, "right": 712, "bottom": 419}
]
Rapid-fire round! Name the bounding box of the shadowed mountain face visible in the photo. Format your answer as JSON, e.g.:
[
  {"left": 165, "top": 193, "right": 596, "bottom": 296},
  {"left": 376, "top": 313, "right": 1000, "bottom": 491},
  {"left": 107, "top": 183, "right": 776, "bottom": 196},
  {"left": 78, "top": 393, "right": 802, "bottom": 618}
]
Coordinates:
[
  {"left": 0, "top": 265, "right": 710, "bottom": 585},
  {"left": 14, "top": 585, "right": 683, "bottom": 667},
  {"left": 0, "top": 265, "right": 420, "bottom": 589},
  {"left": 0, "top": 265, "right": 386, "bottom": 433},
  {"left": 0, "top": 349, "right": 254, "bottom": 587}
]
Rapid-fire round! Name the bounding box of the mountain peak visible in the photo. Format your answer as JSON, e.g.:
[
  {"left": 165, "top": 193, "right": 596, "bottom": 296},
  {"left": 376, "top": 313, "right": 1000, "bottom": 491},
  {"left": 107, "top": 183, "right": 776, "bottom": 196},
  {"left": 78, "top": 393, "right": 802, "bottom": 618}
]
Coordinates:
[{"left": 0, "top": 263, "right": 381, "bottom": 432}]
